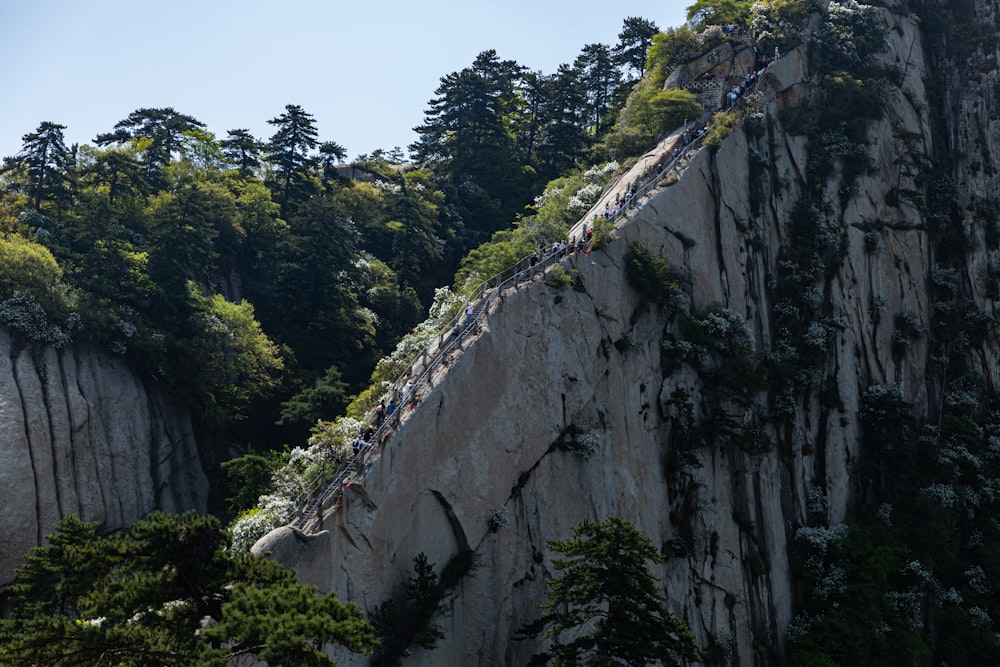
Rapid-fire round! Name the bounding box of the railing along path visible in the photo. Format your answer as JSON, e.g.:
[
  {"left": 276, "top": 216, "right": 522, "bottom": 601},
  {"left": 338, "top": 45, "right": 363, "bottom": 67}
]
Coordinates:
[{"left": 291, "top": 73, "right": 764, "bottom": 531}]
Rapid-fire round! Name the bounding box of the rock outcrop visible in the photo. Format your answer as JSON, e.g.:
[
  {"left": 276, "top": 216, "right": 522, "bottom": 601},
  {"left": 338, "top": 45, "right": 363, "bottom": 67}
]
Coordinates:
[
  {"left": 0, "top": 329, "right": 208, "bottom": 586},
  {"left": 260, "top": 4, "right": 1000, "bottom": 665}
]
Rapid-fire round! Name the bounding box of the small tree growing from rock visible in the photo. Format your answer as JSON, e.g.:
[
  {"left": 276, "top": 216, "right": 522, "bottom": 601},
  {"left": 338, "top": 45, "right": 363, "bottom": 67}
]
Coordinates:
[{"left": 525, "top": 516, "right": 703, "bottom": 666}]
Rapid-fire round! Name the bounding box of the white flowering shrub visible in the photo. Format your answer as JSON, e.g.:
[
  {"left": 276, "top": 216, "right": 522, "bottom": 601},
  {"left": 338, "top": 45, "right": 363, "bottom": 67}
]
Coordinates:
[
  {"left": 353, "top": 286, "right": 462, "bottom": 412},
  {"left": 0, "top": 291, "right": 80, "bottom": 347},
  {"left": 807, "top": 488, "right": 829, "bottom": 518},
  {"left": 373, "top": 180, "right": 402, "bottom": 195},
  {"left": 814, "top": 0, "right": 887, "bottom": 70},
  {"left": 795, "top": 524, "right": 850, "bottom": 552},
  {"left": 583, "top": 161, "right": 619, "bottom": 184},
  {"left": 700, "top": 309, "right": 755, "bottom": 354},
  {"left": 567, "top": 183, "right": 602, "bottom": 214},
  {"left": 533, "top": 179, "right": 572, "bottom": 210},
  {"left": 884, "top": 588, "right": 925, "bottom": 632},
  {"left": 662, "top": 337, "right": 710, "bottom": 367},
  {"left": 812, "top": 564, "right": 847, "bottom": 601},
  {"left": 930, "top": 266, "right": 961, "bottom": 295},
  {"left": 786, "top": 612, "right": 816, "bottom": 643},
  {"left": 920, "top": 483, "right": 959, "bottom": 509},
  {"left": 488, "top": 506, "right": 509, "bottom": 532},
  {"left": 858, "top": 383, "right": 906, "bottom": 428},
  {"left": 229, "top": 493, "right": 298, "bottom": 552},
  {"left": 713, "top": 630, "right": 735, "bottom": 664},
  {"left": 227, "top": 414, "right": 364, "bottom": 551},
  {"left": 556, "top": 424, "right": 603, "bottom": 460},
  {"left": 964, "top": 565, "right": 989, "bottom": 596}
]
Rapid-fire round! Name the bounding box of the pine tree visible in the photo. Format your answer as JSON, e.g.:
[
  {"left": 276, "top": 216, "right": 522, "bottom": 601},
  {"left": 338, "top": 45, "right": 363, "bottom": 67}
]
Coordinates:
[
  {"left": 221, "top": 128, "right": 263, "bottom": 177},
  {"left": 0, "top": 512, "right": 376, "bottom": 666},
  {"left": 265, "top": 103, "right": 320, "bottom": 215},
  {"left": 95, "top": 107, "right": 205, "bottom": 186},
  {"left": 2, "top": 121, "right": 74, "bottom": 211},
  {"left": 370, "top": 552, "right": 447, "bottom": 667},
  {"left": 531, "top": 516, "right": 703, "bottom": 666},
  {"left": 615, "top": 17, "right": 660, "bottom": 80},
  {"left": 410, "top": 50, "right": 530, "bottom": 243},
  {"left": 318, "top": 140, "right": 348, "bottom": 185},
  {"left": 575, "top": 43, "right": 618, "bottom": 136},
  {"left": 386, "top": 169, "right": 444, "bottom": 296},
  {"left": 533, "top": 64, "right": 590, "bottom": 181}
]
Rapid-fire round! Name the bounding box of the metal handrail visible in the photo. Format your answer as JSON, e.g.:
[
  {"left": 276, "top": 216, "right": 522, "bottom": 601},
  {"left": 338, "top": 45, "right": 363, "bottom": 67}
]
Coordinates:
[
  {"left": 287, "top": 82, "right": 767, "bottom": 529},
  {"left": 291, "top": 247, "right": 567, "bottom": 529}
]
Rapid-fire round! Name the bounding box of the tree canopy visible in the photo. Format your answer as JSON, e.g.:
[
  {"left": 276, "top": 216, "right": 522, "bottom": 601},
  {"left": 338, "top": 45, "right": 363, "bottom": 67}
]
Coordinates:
[
  {"left": 0, "top": 512, "right": 377, "bottom": 666},
  {"left": 527, "top": 516, "right": 703, "bottom": 666}
]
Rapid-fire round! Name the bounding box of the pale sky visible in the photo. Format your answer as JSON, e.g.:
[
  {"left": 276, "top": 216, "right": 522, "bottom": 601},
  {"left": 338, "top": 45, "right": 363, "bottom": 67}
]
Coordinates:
[{"left": 1, "top": 0, "right": 690, "bottom": 162}]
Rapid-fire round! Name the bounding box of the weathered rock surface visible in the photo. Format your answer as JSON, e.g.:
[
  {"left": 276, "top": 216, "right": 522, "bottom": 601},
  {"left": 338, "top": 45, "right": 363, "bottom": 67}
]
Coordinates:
[
  {"left": 0, "top": 329, "right": 208, "bottom": 586},
  {"left": 259, "top": 6, "right": 1000, "bottom": 665}
]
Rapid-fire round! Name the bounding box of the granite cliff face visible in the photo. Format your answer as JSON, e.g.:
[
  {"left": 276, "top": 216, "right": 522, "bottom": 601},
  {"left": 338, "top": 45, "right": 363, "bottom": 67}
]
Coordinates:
[
  {"left": 259, "top": 4, "right": 1000, "bottom": 664},
  {"left": 0, "top": 329, "right": 208, "bottom": 587}
]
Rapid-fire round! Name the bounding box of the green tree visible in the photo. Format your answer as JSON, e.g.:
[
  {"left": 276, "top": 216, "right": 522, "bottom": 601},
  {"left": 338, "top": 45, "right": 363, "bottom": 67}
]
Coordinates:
[
  {"left": 221, "top": 128, "right": 263, "bottom": 177},
  {"left": 532, "top": 64, "right": 590, "bottom": 182},
  {"left": 411, "top": 50, "right": 530, "bottom": 244},
  {"left": 145, "top": 182, "right": 224, "bottom": 313},
  {"left": 74, "top": 143, "right": 147, "bottom": 215},
  {"left": 625, "top": 240, "right": 678, "bottom": 304},
  {"left": 185, "top": 289, "right": 285, "bottom": 424},
  {"left": 219, "top": 449, "right": 285, "bottom": 518},
  {"left": 233, "top": 178, "right": 288, "bottom": 280},
  {"left": 319, "top": 140, "right": 348, "bottom": 185},
  {"left": 575, "top": 43, "right": 618, "bottom": 136},
  {"left": 278, "top": 363, "right": 350, "bottom": 440},
  {"left": 2, "top": 121, "right": 74, "bottom": 211},
  {"left": 615, "top": 17, "right": 660, "bottom": 80},
  {"left": 0, "top": 512, "right": 376, "bottom": 666},
  {"left": 0, "top": 231, "right": 67, "bottom": 306},
  {"left": 95, "top": 107, "right": 205, "bottom": 187},
  {"left": 179, "top": 127, "right": 225, "bottom": 175},
  {"left": 647, "top": 26, "right": 704, "bottom": 88},
  {"left": 529, "top": 516, "right": 703, "bottom": 666},
  {"left": 264, "top": 194, "right": 376, "bottom": 387},
  {"left": 265, "top": 103, "right": 320, "bottom": 215},
  {"left": 606, "top": 87, "right": 701, "bottom": 159},
  {"left": 386, "top": 169, "right": 445, "bottom": 296},
  {"left": 370, "top": 553, "right": 447, "bottom": 667},
  {"left": 686, "top": 0, "right": 754, "bottom": 28},
  {"left": 356, "top": 254, "right": 423, "bottom": 353}
]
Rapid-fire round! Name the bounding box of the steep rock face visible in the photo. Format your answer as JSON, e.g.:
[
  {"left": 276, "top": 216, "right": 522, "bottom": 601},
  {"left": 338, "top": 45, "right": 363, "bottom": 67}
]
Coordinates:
[
  {"left": 259, "top": 5, "right": 1000, "bottom": 665},
  {"left": 0, "top": 329, "right": 208, "bottom": 586}
]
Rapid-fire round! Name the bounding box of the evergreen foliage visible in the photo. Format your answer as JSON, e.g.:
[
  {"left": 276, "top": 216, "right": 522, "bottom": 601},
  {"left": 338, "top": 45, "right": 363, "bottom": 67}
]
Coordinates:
[
  {"left": 624, "top": 240, "right": 677, "bottom": 304},
  {"left": 527, "top": 516, "right": 703, "bottom": 666},
  {"left": 1, "top": 121, "right": 74, "bottom": 211},
  {"left": 686, "top": 0, "right": 754, "bottom": 29},
  {"left": 614, "top": 17, "right": 660, "bottom": 80},
  {"left": 370, "top": 553, "right": 449, "bottom": 667},
  {"left": 0, "top": 512, "right": 376, "bottom": 666}
]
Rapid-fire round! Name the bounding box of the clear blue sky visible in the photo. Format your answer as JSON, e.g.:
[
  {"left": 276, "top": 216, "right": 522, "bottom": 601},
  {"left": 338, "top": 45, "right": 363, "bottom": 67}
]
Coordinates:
[{"left": 1, "top": 1, "right": 690, "bottom": 162}]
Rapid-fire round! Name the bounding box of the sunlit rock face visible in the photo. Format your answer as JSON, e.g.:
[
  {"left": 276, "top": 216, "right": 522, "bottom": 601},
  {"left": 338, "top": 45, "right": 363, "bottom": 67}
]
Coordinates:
[
  {"left": 0, "top": 328, "right": 208, "bottom": 587},
  {"left": 261, "top": 5, "right": 1000, "bottom": 664}
]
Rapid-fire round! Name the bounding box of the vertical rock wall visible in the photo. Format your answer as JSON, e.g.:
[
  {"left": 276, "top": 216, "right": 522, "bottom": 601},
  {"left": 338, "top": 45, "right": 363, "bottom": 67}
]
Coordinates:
[{"left": 0, "top": 329, "right": 208, "bottom": 587}]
